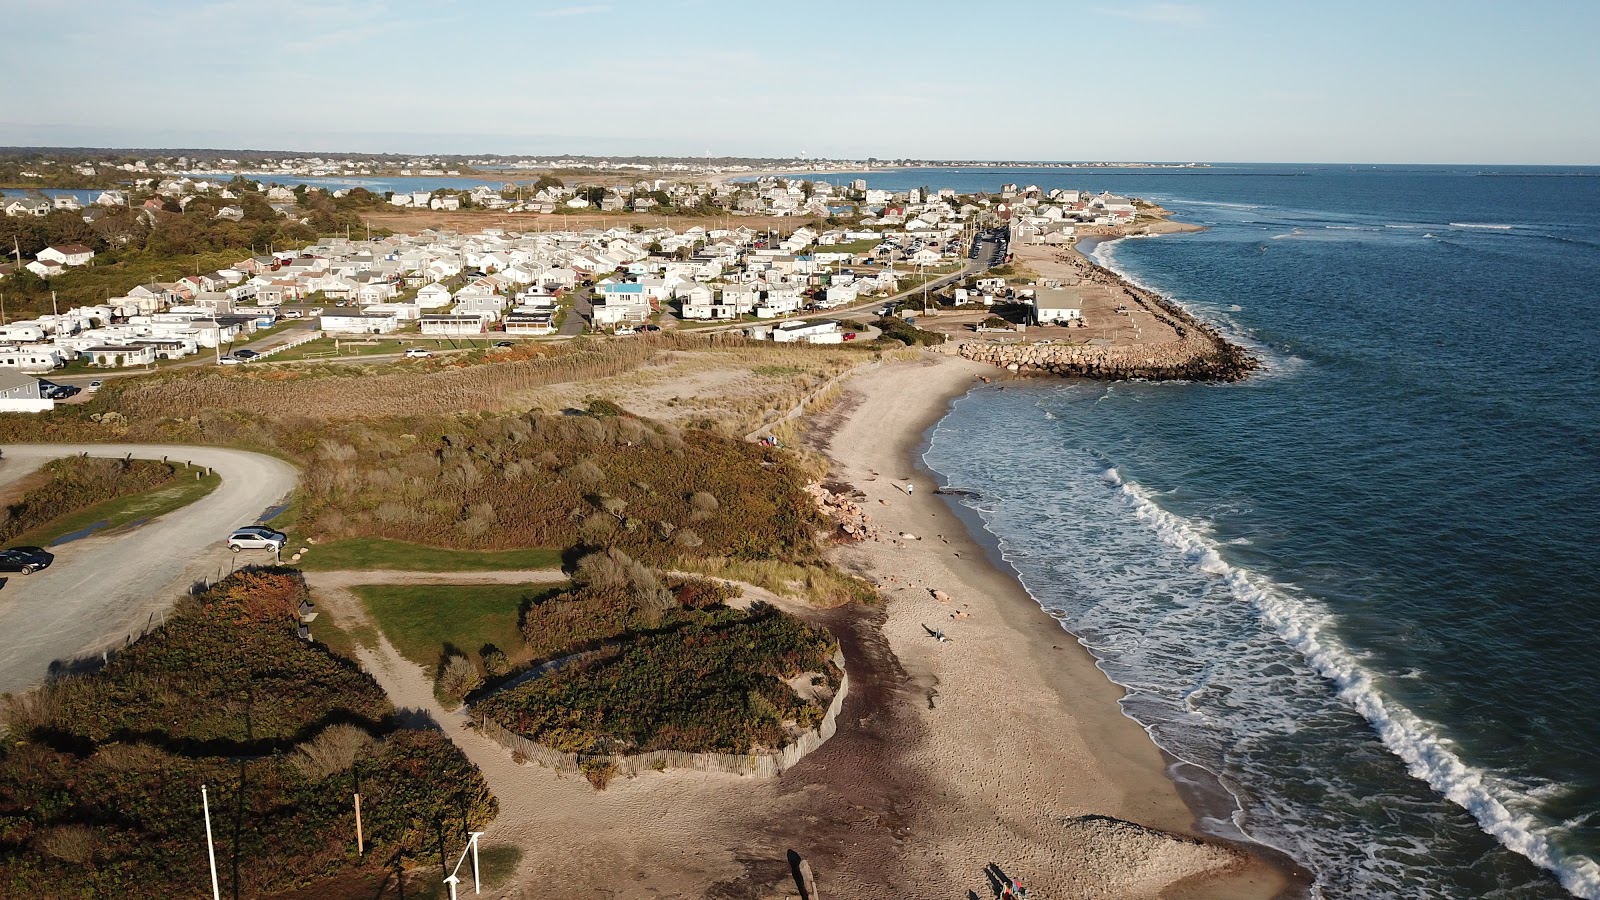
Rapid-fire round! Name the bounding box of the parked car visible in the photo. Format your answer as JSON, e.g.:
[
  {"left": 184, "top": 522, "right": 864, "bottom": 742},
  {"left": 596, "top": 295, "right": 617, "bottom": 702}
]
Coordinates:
[
  {"left": 0, "top": 547, "right": 53, "bottom": 574},
  {"left": 219, "top": 356, "right": 242, "bottom": 365},
  {"left": 640, "top": 324, "right": 661, "bottom": 333},
  {"left": 227, "top": 527, "right": 286, "bottom": 553},
  {"left": 283, "top": 309, "right": 304, "bottom": 319},
  {"left": 232, "top": 348, "right": 260, "bottom": 359},
  {"left": 86, "top": 381, "right": 102, "bottom": 393},
  {"left": 404, "top": 347, "right": 433, "bottom": 358},
  {"left": 614, "top": 326, "right": 637, "bottom": 336},
  {"left": 494, "top": 340, "right": 514, "bottom": 348}
]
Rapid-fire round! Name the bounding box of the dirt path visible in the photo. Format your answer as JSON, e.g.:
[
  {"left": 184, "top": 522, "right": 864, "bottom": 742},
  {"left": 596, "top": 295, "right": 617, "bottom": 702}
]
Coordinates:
[{"left": 302, "top": 568, "right": 849, "bottom": 899}]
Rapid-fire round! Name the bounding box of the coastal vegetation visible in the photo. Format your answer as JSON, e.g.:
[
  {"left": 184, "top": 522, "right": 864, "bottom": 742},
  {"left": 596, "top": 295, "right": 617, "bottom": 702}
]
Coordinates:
[
  {"left": 0, "top": 456, "right": 217, "bottom": 547},
  {"left": 0, "top": 569, "right": 495, "bottom": 897},
  {"left": 476, "top": 555, "right": 840, "bottom": 756}
]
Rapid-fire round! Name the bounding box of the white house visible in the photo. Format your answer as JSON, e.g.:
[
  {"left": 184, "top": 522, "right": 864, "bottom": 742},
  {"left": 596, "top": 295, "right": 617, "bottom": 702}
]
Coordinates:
[
  {"left": 25, "top": 259, "right": 65, "bottom": 278},
  {"left": 770, "top": 319, "right": 844, "bottom": 344},
  {"left": 415, "top": 283, "right": 454, "bottom": 308},
  {"left": 0, "top": 371, "right": 52, "bottom": 412},
  {"left": 320, "top": 312, "right": 400, "bottom": 334},
  {"left": 1033, "top": 288, "right": 1083, "bottom": 325},
  {"left": 420, "top": 314, "right": 485, "bottom": 336}
]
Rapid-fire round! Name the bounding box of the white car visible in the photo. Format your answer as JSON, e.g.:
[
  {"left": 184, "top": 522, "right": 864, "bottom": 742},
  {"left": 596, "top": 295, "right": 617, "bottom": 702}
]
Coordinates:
[
  {"left": 227, "top": 526, "right": 287, "bottom": 553},
  {"left": 86, "top": 380, "right": 103, "bottom": 392},
  {"left": 404, "top": 348, "right": 433, "bottom": 358},
  {"left": 219, "top": 356, "right": 242, "bottom": 365},
  {"left": 614, "top": 327, "right": 637, "bottom": 336}
]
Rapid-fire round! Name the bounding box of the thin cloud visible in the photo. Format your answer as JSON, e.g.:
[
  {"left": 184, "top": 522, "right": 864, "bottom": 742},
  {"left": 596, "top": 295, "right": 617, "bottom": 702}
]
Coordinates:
[
  {"left": 1097, "top": 3, "right": 1209, "bottom": 27},
  {"left": 535, "top": 4, "right": 610, "bottom": 16}
]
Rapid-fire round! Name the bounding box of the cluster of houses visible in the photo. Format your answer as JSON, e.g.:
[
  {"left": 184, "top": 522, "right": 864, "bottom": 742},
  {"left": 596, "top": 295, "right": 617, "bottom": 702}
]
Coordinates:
[{"left": 1004, "top": 188, "right": 1141, "bottom": 245}]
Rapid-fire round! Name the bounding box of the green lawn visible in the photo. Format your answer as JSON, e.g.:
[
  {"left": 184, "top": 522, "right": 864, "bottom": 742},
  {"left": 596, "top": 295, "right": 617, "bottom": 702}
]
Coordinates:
[
  {"left": 11, "top": 469, "right": 223, "bottom": 547},
  {"left": 296, "top": 537, "right": 562, "bottom": 572},
  {"left": 352, "top": 582, "right": 565, "bottom": 671}
]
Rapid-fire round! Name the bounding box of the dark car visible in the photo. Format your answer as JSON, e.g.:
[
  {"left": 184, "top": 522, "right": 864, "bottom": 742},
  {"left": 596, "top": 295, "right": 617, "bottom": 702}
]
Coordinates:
[
  {"left": 494, "top": 340, "right": 514, "bottom": 348},
  {"left": 0, "top": 547, "right": 53, "bottom": 574},
  {"left": 232, "top": 348, "right": 260, "bottom": 359},
  {"left": 640, "top": 324, "right": 662, "bottom": 333}
]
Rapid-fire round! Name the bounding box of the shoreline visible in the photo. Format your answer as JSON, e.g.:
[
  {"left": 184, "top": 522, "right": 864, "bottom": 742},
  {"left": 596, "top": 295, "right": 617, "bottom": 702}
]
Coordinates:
[{"left": 808, "top": 355, "right": 1304, "bottom": 898}]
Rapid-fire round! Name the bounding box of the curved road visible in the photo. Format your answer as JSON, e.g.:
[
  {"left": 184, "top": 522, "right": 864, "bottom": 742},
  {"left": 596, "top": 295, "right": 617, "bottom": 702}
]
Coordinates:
[{"left": 0, "top": 444, "right": 298, "bottom": 693}]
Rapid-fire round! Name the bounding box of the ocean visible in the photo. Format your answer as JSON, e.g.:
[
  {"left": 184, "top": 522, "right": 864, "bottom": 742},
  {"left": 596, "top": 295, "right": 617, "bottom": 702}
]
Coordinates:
[{"left": 828, "top": 165, "right": 1599, "bottom": 898}]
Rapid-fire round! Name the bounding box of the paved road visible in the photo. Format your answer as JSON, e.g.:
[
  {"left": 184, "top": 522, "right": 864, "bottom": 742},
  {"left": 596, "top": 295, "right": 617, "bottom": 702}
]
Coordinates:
[
  {"left": 558, "top": 287, "right": 592, "bottom": 337},
  {"left": 0, "top": 444, "right": 298, "bottom": 693}
]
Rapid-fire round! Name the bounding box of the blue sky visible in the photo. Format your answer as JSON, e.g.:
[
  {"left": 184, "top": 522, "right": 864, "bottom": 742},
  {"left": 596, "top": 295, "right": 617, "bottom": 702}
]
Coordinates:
[{"left": 1, "top": 0, "right": 1596, "bottom": 163}]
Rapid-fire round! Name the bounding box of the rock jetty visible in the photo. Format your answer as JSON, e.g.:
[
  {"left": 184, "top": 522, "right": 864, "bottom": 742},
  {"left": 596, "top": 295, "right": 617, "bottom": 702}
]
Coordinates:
[{"left": 959, "top": 242, "right": 1257, "bottom": 383}]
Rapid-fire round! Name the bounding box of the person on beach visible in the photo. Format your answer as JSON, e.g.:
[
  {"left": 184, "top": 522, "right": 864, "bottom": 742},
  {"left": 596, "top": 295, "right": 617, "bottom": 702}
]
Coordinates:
[{"left": 906, "top": 482, "right": 915, "bottom": 495}]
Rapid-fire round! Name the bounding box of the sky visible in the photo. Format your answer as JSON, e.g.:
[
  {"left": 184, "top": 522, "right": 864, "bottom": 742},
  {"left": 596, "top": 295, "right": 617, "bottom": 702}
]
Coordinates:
[{"left": 2, "top": 0, "right": 1597, "bottom": 164}]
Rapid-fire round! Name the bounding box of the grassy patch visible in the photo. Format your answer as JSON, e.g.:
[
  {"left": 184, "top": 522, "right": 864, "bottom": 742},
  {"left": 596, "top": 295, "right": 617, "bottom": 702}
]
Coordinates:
[
  {"left": 405, "top": 845, "right": 522, "bottom": 900},
  {"left": 353, "top": 582, "right": 566, "bottom": 673},
  {"left": 296, "top": 538, "right": 562, "bottom": 572},
  {"left": 267, "top": 336, "right": 423, "bottom": 362},
  {"left": 2, "top": 458, "right": 221, "bottom": 547}
]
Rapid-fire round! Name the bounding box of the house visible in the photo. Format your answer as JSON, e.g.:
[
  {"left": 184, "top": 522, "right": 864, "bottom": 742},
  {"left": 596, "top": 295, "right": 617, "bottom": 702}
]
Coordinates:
[
  {"left": 25, "top": 259, "right": 65, "bottom": 278},
  {"left": 215, "top": 205, "right": 245, "bottom": 221},
  {"left": 504, "top": 313, "right": 556, "bottom": 336},
  {"left": 0, "top": 371, "right": 52, "bottom": 412},
  {"left": 769, "top": 319, "right": 844, "bottom": 344},
  {"left": 96, "top": 190, "right": 129, "bottom": 207},
  {"left": 53, "top": 195, "right": 83, "bottom": 211},
  {"left": 83, "top": 344, "right": 159, "bottom": 367},
  {"left": 319, "top": 312, "right": 400, "bottom": 335},
  {"left": 420, "top": 314, "right": 486, "bottom": 336},
  {"left": 4, "top": 196, "right": 50, "bottom": 217},
  {"left": 415, "top": 283, "right": 454, "bottom": 309},
  {"left": 38, "top": 244, "right": 95, "bottom": 267},
  {"left": 1033, "top": 288, "right": 1083, "bottom": 325}
]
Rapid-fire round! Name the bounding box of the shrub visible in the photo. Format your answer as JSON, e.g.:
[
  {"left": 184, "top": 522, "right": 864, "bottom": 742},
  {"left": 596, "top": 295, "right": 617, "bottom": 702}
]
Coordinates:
[
  {"left": 289, "top": 723, "right": 375, "bottom": 782},
  {"left": 483, "top": 602, "right": 840, "bottom": 755},
  {"left": 437, "top": 654, "right": 481, "bottom": 707}
]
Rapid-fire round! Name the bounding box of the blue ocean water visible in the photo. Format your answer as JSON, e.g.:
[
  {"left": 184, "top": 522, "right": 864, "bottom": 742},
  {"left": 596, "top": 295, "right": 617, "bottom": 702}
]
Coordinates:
[{"left": 868, "top": 165, "right": 1600, "bottom": 899}]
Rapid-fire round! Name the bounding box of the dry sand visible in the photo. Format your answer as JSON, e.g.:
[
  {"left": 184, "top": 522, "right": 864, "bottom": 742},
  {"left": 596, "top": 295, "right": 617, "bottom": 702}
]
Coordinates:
[{"left": 308, "top": 355, "right": 1298, "bottom": 899}]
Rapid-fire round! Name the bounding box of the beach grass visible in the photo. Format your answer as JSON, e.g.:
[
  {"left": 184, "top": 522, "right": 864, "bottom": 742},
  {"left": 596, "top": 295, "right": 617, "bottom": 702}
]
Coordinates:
[
  {"left": 351, "top": 581, "right": 565, "bottom": 671},
  {"left": 295, "top": 538, "right": 563, "bottom": 572},
  {"left": 11, "top": 469, "right": 222, "bottom": 548}
]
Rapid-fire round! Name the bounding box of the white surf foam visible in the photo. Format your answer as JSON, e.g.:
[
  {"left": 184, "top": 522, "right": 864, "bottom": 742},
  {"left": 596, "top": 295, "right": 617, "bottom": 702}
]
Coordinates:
[
  {"left": 1449, "top": 222, "right": 1517, "bottom": 230},
  {"left": 1108, "top": 469, "right": 1600, "bottom": 899}
]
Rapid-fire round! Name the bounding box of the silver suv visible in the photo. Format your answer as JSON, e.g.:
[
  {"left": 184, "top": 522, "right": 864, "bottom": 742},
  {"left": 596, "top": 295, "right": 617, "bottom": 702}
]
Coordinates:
[{"left": 227, "top": 526, "right": 287, "bottom": 553}]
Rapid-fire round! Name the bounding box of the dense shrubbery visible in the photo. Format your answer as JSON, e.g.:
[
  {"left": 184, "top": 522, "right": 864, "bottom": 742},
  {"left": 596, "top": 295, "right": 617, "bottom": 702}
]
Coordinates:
[
  {"left": 48, "top": 569, "right": 391, "bottom": 751},
  {"left": 480, "top": 599, "right": 840, "bottom": 755},
  {"left": 0, "top": 457, "right": 176, "bottom": 544},
  {"left": 288, "top": 409, "right": 825, "bottom": 567},
  {"left": 0, "top": 570, "right": 496, "bottom": 898},
  {"left": 872, "top": 315, "right": 946, "bottom": 347}
]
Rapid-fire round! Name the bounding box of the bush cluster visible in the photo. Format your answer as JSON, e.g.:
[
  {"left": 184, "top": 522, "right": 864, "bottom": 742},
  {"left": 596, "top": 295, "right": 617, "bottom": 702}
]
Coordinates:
[
  {"left": 0, "top": 457, "right": 176, "bottom": 544},
  {"left": 290, "top": 409, "right": 826, "bottom": 567},
  {"left": 479, "top": 551, "right": 839, "bottom": 756},
  {"left": 482, "top": 600, "right": 839, "bottom": 755},
  {"left": 0, "top": 570, "right": 496, "bottom": 897}
]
